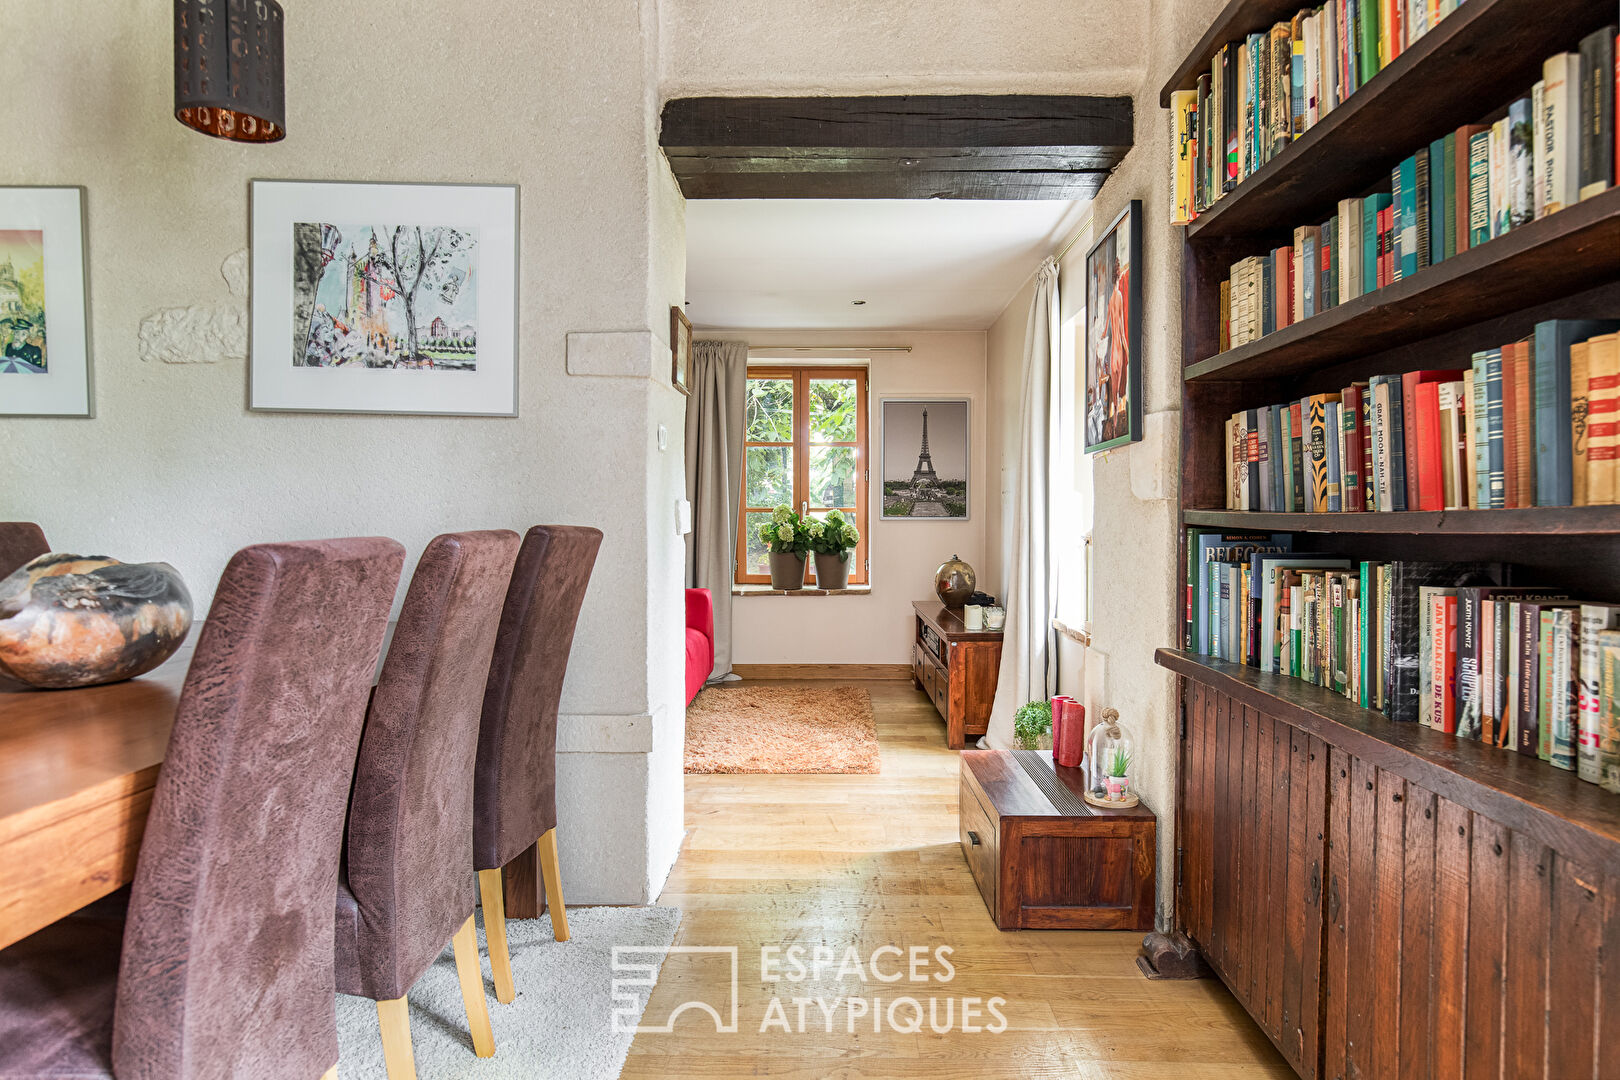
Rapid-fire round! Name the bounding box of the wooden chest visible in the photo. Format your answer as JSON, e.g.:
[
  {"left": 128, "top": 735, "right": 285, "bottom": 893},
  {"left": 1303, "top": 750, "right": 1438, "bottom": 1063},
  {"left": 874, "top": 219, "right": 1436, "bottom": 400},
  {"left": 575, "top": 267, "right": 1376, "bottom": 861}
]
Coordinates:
[
  {"left": 912, "top": 601, "right": 1002, "bottom": 749},
  {"left": 959, "top": 749, "right": 1156, "bottom": 930}
]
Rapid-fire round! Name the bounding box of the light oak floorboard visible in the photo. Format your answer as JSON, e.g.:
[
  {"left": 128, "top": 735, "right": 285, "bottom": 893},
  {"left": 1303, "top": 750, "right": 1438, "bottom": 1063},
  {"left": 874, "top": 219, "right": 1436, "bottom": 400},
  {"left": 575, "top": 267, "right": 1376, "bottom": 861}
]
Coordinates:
[{"left": 622, "top": 680, "right": 1288, "bottom": 1078}]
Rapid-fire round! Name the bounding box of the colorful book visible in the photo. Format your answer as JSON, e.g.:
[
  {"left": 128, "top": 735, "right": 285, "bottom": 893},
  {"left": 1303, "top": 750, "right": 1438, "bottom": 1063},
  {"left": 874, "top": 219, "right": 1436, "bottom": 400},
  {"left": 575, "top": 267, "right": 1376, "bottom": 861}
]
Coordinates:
[
  {"left": 1534, "top": 319, "right": 1620, "bottom": 506},
  {"left": 1586, "top": 333, "right": 1620, "bottom": 505},
  {"left": 1578, "top": 605, "right": 1620, "bottom": 782}
]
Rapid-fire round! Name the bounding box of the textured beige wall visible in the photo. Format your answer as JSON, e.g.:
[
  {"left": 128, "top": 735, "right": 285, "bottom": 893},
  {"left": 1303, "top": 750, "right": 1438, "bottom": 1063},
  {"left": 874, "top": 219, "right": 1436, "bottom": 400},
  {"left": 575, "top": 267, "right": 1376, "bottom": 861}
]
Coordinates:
[
  {"left": 706, "top": 330, "right": 990, "bottom": 665},
  {"left": 660, "top": 0, "right": 1148, "bottom": 96},
  {"left": 0, "top": 0, "right": 687, "bottom": 903}
]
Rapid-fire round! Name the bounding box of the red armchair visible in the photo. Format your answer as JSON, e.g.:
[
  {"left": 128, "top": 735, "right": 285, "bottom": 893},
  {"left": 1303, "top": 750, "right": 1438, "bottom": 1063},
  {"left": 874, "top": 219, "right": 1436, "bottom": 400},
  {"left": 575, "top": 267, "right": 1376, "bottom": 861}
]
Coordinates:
[{"left": 685, "top": 588, "right": 714, "bottom": 705}]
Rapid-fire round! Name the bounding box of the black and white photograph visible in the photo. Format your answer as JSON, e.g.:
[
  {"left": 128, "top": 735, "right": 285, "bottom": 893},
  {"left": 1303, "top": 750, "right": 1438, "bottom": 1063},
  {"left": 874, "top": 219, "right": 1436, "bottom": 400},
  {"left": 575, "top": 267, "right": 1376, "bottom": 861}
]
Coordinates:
[{"left": 881, "top": 399, "right": 968, "bottom": 519}]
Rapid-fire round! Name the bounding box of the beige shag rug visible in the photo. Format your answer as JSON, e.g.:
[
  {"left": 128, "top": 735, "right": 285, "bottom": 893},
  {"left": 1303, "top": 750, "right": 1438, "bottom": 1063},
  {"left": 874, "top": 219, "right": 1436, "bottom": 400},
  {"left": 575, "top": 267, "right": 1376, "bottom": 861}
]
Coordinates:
[{"left": 684, "top": 684, "right": 881, "bottom": 774}]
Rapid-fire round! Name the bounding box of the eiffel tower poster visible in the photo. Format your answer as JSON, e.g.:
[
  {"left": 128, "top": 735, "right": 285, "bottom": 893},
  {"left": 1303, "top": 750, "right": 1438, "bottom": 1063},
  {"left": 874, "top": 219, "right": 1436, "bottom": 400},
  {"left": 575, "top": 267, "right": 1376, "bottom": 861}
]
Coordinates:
[{"left": 881, "top": 398, "right": 969, "bottom": 520}]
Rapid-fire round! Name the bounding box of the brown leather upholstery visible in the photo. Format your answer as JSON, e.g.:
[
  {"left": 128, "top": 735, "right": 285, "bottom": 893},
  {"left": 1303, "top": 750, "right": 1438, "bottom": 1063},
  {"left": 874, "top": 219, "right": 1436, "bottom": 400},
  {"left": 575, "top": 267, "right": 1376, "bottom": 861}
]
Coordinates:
[
  {"left": 0, "top": 522, "right": 48, "bottom": 579},
  {"left": 0, "top": 538, "right": 405, "bottom": 1080},
  {"left": 473, "top": 525, "right": 603, "bottom": 871},
  {"left": 334, "top": 530, "right": 520, "bottom": 1001}
]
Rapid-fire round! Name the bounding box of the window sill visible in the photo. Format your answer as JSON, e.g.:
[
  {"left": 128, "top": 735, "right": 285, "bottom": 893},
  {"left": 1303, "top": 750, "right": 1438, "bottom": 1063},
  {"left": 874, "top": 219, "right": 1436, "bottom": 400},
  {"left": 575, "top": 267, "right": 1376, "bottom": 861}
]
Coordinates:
[
  {"left": 1052, "top": 617, "right": 1091, "bottom": 646},
  {"left": 732, "top": 584, "right": 873, "bottom": 597}
]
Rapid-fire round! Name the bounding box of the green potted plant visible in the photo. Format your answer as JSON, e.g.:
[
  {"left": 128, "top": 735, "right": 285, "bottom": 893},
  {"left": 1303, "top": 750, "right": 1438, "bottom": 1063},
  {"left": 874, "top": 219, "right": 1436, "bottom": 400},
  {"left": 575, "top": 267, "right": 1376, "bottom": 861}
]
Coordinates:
[
  {"left": 1012, "top": 700, "right": 1053, "bottom": 751},
  {"left": 808, "top": 509, "right": 860, "bottom": 590},
  {"left": 1103, "top": 746, "right": 1132, "bottom": 801},
  {"left": 758, "top": 506, "right": 812, "bottom": 590}
]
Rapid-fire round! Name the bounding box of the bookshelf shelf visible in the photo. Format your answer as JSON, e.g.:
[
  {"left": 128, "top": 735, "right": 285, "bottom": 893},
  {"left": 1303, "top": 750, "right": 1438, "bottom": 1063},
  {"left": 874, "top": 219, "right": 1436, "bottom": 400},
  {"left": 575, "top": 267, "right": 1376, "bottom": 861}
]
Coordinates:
[
  {"left": 1155, "top": 648, "right": 1620, "bottom": 874},
  {"left": 1184, "top": 184, "right": 1620, "bottom": 381},
  {"left": 1176, "top": 0, "right": 1620, "bottom": 241},
  {"left": 1181, "top": 506, "right": 1620, "bottom": 535}
]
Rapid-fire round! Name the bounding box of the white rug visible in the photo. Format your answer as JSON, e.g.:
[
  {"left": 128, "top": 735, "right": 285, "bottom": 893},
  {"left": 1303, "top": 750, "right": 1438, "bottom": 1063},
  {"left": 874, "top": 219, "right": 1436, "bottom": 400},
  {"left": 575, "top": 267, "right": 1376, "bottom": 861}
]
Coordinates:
[{"left": 336, "top": 906, "right": 681, "bottom": 1079}]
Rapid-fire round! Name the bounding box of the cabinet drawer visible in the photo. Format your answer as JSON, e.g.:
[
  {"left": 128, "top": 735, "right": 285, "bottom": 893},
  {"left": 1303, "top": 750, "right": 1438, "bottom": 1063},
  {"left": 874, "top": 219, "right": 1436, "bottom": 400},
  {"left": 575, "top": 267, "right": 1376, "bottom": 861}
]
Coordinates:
[{"left": 959, "top": 771, "right": 999, "bottom": 919}]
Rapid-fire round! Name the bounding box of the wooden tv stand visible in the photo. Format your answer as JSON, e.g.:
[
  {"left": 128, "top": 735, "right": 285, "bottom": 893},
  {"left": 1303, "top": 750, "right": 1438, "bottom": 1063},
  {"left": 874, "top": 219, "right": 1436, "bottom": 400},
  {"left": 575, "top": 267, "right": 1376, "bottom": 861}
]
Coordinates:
[{"left": 911, "top": 600, "right": 1001, "bottom": 749}]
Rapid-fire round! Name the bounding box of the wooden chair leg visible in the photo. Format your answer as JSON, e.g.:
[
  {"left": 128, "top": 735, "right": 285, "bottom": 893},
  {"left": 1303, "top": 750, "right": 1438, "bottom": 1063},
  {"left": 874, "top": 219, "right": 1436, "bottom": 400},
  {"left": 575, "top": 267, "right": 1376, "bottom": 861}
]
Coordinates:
[
  {"left": 478, "top": 867, "right": 517, "bottom": 1004},
  {"left": 538, "top": 827, "right": 569, "bottom": 942},
  {"left": 319, "top": 1068, "right": 338, "bottom": 1080},
  {"left": 375, "top": 997, "right": 416, "bottom": 1080},
  {"left": 451, "top": 915, "right": 497, "bottom": 1058}
]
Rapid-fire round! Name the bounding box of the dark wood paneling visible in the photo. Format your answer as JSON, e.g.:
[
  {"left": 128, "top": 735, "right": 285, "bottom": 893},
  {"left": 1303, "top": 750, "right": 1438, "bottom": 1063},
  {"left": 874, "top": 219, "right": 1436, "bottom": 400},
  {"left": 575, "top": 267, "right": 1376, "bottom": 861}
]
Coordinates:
[
  {"left": 1323, "top": 747, "right": 1350, "bottom": 1080},
  {"left": 1546, "top": 853, "right": 1602, "bottom": 1080},
  {"left": 660, "top": 95, "right": 1132, "bottom": 200},
  {"left": 1158, "top": 651, "right": 1620, "bottom": 878},
  {"left": 1397, "top": 783, "right": 1435, "bottom": 1080},
  {"left": 1430, "top": 798, "right": 1471, "bottom": 1080}
]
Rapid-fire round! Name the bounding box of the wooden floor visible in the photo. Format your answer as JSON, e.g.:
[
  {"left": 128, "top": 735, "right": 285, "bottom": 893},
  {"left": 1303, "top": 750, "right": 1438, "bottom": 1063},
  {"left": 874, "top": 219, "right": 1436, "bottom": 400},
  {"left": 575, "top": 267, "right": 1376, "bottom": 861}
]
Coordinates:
[{"left": 622, "top": 679, "right": 1290, "bottom": 1079}]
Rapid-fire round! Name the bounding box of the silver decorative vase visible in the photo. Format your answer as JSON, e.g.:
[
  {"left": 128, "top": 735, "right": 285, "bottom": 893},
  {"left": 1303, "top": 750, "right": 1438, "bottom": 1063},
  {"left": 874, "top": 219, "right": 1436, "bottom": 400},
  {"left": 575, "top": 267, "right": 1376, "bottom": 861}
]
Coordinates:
[
  {"left": 934, "top": 554, "right": 975, "bottom": 607},
  {"left": 768, "top": 551, "right": 806, "bottom": 590}
]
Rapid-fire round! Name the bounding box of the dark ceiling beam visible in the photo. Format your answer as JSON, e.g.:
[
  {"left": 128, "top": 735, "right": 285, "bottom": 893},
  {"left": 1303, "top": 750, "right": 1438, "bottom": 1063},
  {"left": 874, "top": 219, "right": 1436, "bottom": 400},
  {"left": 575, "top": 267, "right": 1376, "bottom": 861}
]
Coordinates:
[{"left": 659, "top": 94, "right": 1133, "bottom": 200}]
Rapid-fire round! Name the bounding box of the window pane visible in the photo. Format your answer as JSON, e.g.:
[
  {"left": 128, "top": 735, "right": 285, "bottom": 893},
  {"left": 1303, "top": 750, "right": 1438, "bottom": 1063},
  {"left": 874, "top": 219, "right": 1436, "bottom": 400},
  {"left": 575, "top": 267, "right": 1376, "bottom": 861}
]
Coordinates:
[
  {"left": 809, "top": 445, "right": 856, "bottom": 508},
  {"left": 809, "top": 378, "right": 858, "bottom": 442},
  {"left": 742, "top": 511, "right": 773, "bottom": 577},
  {"left": 745, "top": 446, "right": 793, "bottom": 508},
  {"left": 746, "top": 378, "right": 794, "bottom": 443}
]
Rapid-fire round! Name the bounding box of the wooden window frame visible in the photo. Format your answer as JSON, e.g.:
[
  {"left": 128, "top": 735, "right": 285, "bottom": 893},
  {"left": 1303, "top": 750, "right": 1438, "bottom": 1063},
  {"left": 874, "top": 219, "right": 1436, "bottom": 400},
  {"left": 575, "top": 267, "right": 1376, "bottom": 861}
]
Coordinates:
[{"left": 736, "top": 366, "right": 869, "bottom": 586}]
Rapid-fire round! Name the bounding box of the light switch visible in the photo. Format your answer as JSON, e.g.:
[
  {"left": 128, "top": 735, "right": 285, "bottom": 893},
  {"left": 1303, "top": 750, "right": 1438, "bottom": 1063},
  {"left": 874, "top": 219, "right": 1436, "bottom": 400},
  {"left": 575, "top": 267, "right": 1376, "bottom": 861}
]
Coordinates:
[
  {"left": 657, "top": 424, "right": 668, "bottom": 451},
  {"left": 676, "top": 498, "right": 692, "bottom": 535}
]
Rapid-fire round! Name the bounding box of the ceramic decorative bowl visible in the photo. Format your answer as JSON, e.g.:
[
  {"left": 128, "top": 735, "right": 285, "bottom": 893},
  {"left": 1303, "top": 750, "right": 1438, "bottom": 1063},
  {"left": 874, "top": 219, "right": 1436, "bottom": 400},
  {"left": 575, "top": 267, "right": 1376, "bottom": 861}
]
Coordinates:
[{"left": 0, "top": 553, "right": 193, "bottom": 689}]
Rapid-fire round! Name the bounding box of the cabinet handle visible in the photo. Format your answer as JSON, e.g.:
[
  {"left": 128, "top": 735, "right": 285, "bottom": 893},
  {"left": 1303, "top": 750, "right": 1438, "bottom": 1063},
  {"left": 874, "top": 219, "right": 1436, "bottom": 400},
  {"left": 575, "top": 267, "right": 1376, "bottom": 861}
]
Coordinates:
[{"left": 967, "top": 831, "right": 981, "bottom": 846}]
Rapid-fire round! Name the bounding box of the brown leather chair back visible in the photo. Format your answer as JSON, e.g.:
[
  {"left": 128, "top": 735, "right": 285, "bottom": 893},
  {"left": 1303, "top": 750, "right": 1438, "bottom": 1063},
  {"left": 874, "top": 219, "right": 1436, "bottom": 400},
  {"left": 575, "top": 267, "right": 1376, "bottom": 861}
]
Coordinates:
[
  {"left": 111, "top": 538, "right": 405, "bottom": 1080},
  {"left": 336, "top": 530, "right": 520, "bottom": 1000},
  {"left": 473, "top": 525, "right": 603, "bottom": 871},
  {"left": 0, "top": 522, "right": 48, "bottom": 579}
]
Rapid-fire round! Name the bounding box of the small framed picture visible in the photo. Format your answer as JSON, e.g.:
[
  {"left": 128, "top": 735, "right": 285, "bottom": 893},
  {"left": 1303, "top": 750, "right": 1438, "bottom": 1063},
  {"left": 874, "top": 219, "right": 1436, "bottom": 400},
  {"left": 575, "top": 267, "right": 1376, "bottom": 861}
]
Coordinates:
[
  {"left": 0, "top": 186, "right": 92, "bottom": 417},
  {"left": 1083, "top": 199, "right": 1143, "bottom": 454},
  {"left": 249, "top": 179, "right": 519, "bottom": 416},
  {"left": 670, "top": 305, "right": 692, "bottom": 396},
  {"left": 881, "top": 398, "right": 969, "bottom": 520}
]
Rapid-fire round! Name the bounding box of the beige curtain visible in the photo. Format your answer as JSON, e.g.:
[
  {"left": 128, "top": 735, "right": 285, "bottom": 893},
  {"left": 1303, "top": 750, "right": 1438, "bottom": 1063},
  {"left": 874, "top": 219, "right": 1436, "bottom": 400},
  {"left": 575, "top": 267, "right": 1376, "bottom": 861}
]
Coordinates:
[
  {"left": 986, "top": 259, "right": 1060, "bottom": 747},
  {"left": 684, "top": 339, "right": 748, "bottom": 681}
]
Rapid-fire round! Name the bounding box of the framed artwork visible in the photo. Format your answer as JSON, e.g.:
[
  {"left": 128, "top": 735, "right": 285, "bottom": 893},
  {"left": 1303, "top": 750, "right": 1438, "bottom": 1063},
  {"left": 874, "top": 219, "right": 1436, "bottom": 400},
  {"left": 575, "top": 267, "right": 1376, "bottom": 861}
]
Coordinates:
[
  {"left": 670, "top": 305, "right": 692, "bottom": 396},
  {"left": 880, "top": 398, "right": 969, "bottom": 520},
  {"left": 1083, "top": 199, "right": 1143, "bottom": 454},
  {"left": 249, "top": 180, "right": 519, "bottom": 415},
  {"left": 0, "top": 187, "right": 92, "bottom": 417}
]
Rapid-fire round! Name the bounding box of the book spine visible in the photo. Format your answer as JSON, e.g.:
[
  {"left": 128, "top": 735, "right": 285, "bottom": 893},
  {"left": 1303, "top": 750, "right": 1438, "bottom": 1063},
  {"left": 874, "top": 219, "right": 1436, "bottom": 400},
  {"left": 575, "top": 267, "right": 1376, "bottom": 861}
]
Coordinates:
[
  {"left": 1291, "top": 401, "right": 1307, "bottom": 511},
  {"left": 1308, "top": 395, "right": 1332, "bottom": 511},
  {"left": 1386, "top": 378, "right": 1408, "bottom": 511},
  {"left": 1588, "top": 336, "right": 1620, "bottom": 505},
  {"left": 1343, "top": 384, "right": 1365, "bottom": 511},
  {"left": 1518, "top": 604, "right": 1542, "bottom": 756},
  {"left": 1485, "top": 351, "right": 1506, "bottom": 508},
  {"left": 1540, "top": 611, "right": 1558, "bottom": 762},
  {"left": 1508, "top": 97, "right": 1534, "bottom": 228},
  {"left": 1440, "top": 595, "right": 1458, "bottom": 734},
  {"left": 1574, "top": 340, "right": 1593, "bottom": 506},
  {"left": 1578, "top": 606, "right": 1619, "bottom": 782},
  {"left": 1512, "top": 344, "right": 1534, "bottom": 507},
  {"left": 1415, "top": 380, "right": 1443, "bottom": 512},
  {"left": 1501, "top": 346, "right": 1520, "bottom": 507},
  {"left": 1458, "top": 589, "right": 1480, "bottom": 739},
  {"left": 1468, "top": 131, "right": 1491, "bottom": 245},
  {"left": 1603, "top": 635, "right": 1620, "bottom": 792}
]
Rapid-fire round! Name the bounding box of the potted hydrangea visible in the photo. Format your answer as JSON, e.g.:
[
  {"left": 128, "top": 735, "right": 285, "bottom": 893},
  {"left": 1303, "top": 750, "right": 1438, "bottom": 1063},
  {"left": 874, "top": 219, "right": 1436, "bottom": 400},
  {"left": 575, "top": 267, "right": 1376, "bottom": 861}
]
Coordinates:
[
  {"left": 807, "top": 509, "right": 860, "bottom": 590},
  {"left": 758, "top": 506, "right": 812, "bottom": 590}
]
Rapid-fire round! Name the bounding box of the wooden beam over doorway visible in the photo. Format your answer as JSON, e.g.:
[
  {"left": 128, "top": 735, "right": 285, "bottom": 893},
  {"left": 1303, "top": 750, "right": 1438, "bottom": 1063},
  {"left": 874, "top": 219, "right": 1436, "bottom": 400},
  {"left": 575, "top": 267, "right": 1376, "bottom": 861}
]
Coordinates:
[{"left": 659, "top": 94, "right": 1133, "bottom": 200}]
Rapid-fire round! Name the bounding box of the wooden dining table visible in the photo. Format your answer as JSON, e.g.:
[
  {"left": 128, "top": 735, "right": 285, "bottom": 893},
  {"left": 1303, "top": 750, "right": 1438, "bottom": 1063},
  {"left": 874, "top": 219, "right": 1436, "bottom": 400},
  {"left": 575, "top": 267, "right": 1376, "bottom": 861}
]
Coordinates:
[
  {"left": 0, "top": 626, "right": 554, "bottom": 951},
  {"left": 0, "top": 642, "right": 194, "bottom": 950}
]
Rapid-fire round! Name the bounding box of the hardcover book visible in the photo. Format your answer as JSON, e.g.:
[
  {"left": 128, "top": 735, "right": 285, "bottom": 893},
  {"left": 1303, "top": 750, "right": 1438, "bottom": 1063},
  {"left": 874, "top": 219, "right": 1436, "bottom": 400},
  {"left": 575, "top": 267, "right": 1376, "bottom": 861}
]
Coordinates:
[
  {"left": 1532, "top": 320, "right": 1620, "bottom": 506},
  {"left": 1385, "top": 562, "right": 1501, "bottom": 724}
]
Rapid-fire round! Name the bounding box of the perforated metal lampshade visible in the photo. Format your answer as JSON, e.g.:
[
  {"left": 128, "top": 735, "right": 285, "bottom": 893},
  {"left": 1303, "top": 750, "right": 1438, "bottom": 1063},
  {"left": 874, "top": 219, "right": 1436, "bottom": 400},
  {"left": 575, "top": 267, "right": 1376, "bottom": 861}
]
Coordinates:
[{"left": 174, "top": 0, "right": 286, "bottom": 143}]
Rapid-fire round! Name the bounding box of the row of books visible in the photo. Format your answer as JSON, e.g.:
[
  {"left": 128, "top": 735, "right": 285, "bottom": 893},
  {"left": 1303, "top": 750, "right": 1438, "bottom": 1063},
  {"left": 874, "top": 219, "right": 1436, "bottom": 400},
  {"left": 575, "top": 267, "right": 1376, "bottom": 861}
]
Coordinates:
[
  {"left": 1184, "top": 530, "right": 1620, "bottom": 793},
  {"left": 1169, "top": 0, "right": 1473, "bottom": 222},
  {"left": 1222, "top": 320, "right": 1620, "bottom": 512},
  {"left": 1217, "top": 32, "right": 1619, "bottom": 348}
]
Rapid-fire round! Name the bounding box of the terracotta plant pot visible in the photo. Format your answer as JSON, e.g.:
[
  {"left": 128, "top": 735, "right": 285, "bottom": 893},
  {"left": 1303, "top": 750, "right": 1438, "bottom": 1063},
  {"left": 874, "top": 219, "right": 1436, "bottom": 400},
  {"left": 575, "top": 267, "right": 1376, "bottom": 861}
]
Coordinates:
[
  {"left": 768, "top": 551, "right": 806, "bottom": 590},
  {"left": 813, "top": 551, "right": 851, "bottom": 590}
]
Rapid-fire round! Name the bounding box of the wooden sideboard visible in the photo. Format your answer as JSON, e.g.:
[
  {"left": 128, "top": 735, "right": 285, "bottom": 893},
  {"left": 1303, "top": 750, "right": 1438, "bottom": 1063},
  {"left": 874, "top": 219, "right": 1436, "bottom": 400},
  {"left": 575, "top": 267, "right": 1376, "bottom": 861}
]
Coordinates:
[{"left": 911, "top": 600, "right": 1001, "bottom": 749}]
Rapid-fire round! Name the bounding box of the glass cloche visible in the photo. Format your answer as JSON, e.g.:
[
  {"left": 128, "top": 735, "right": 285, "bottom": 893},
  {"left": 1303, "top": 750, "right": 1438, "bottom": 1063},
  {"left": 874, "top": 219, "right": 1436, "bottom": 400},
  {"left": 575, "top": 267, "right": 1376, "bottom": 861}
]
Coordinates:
[{"left": 1085, "top": 708, "right": 1138, "bottom": 808}]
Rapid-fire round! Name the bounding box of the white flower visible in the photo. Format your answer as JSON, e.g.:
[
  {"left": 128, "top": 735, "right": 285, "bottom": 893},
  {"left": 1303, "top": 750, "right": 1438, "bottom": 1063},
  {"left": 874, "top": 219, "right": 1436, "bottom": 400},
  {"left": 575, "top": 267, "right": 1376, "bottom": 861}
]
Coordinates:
[
  {"left": 846, "top": 527, "right": 860, "bottom": 543},
  {"left": 808, "top": 521, "right": 825, "bottom": 537},
  {"left": 776, "top": 523, "right": 794, "bottom": 542},
  {"left": 771, "top": 506, "right": 793, "bottom": 523}
]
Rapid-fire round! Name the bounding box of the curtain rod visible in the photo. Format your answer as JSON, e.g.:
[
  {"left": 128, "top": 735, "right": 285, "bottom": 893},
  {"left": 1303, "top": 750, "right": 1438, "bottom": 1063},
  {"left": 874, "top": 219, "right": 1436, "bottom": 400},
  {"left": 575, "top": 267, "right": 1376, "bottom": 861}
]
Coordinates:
[{"left": 744, "top": 345, "right": 913, "bottom": 353}]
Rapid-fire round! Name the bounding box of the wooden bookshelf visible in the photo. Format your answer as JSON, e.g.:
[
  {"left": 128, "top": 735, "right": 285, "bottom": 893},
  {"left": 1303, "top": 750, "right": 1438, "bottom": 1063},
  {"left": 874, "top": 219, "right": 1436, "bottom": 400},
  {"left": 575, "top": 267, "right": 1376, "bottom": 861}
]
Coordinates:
[
  {"left": 1182, "top": 505, "right": 1620, "bottom": 535},
  {"left": 1185, "top": 184, "right": 1620, "bottom": 380},
  {"left": 1158, "top": 4, "right": 1620, "bottom": 1077},
  {"left": 1173, "top": 0, "right": 1620, "bottom": 240}
]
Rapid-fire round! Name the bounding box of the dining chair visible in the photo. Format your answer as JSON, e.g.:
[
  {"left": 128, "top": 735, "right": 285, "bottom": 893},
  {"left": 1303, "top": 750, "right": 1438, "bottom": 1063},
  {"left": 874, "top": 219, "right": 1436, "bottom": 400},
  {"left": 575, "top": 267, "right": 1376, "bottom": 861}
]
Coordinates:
[
  {"left": 472, "top": 524, "right": 602, "bottom": 1003},
  {"left": 0, "top": 537, "right": 405, "bottom": 1080},
  {"left": 334, "top": 529, "right": 520, "bottom": 1080},
  {"left": 0, "top": 521, "right": 48, "bottom": 579}
]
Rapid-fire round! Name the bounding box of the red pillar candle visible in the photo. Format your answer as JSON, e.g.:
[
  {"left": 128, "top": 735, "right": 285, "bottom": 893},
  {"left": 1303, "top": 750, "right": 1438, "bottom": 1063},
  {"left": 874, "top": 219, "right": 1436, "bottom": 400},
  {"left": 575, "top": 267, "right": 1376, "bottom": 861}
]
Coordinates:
[
  {"left": 1049, "top": 696, "right": 1071, "bottom": 754},
  {"left": 1055, "top": 699, "right": 1086, "bottom": 768}
]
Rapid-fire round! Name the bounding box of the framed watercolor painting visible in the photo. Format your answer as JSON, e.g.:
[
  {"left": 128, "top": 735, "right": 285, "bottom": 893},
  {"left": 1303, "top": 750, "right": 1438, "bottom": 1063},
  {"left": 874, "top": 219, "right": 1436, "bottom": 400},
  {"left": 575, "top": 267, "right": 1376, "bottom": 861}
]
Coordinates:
[
  {"left": 880, "top": 398, "right": 969, "bottom": 520},
  {"left": 0, "top": 187, "right": 92, "bottom": 417},
  {"left": 249, "top": 180, "right": 519, "bottom": 415},
  {"left": 670, "top": 305, "right": 692, "bottom": 396},
  {"left": 1083, "top": 199, "right": 1142, "bottom": 454}
]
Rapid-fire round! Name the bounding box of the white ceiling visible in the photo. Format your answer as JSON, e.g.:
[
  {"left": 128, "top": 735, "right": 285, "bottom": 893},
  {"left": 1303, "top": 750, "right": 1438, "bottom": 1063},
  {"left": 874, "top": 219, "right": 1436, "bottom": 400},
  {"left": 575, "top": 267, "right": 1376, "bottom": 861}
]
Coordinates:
[{"left": 684, "top": 199, "right": 1088, "bottom": 331}]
